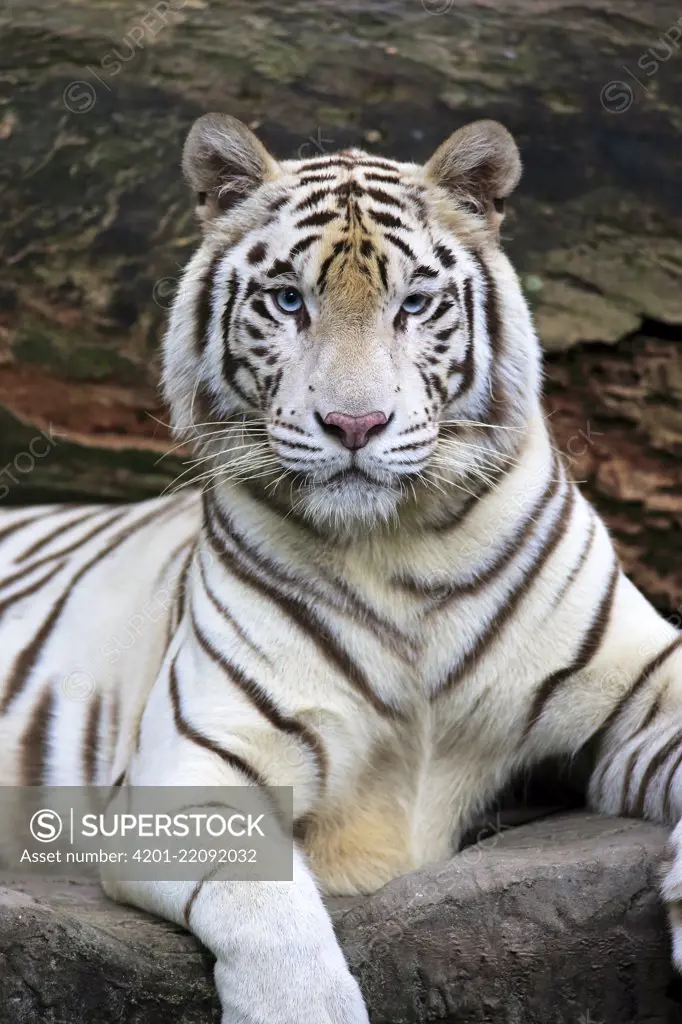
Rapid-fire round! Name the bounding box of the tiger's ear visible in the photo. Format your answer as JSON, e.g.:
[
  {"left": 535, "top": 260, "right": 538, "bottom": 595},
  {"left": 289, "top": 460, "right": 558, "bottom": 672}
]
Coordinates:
[
  {"left": 424, "top": 120, "right": 521, "bottom": 232},
  {"left": 182, "top": 113, "right": 279, "bottom": 223}
]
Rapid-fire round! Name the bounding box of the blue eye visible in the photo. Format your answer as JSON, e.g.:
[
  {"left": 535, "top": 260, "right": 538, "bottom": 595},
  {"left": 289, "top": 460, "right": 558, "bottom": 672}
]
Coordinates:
[
  {"left": 274, "top": 287, "right": 304, "bottom": 313},
  {"left": 401, "top": 293, "right": 430, "bottom": 315}
]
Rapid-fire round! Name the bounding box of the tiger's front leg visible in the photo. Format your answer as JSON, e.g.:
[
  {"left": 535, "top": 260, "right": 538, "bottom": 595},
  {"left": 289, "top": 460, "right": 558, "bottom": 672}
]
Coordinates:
[
  {"left": 101, "top": 650, "right": 369, "bottom": 1024},
  {"left": 587, "top": 629, "right": 682, "bottom": 967},
  {"left": 105, "top": 847, "right": 367, "bottom": 1024},
  {"left": 521, "top": 565, "right": 682, "bottom": 971}
]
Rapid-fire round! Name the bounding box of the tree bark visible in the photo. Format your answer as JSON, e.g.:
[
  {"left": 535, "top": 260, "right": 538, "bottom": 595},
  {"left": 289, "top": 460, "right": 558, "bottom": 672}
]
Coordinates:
[{"left": 1, "top": 0, "right": 680, "bottom": 611}]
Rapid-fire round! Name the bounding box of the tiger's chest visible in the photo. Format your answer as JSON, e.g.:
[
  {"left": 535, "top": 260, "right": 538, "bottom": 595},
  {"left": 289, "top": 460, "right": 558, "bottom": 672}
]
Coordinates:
[
  {"left": 281, "top": 594, "right": 559, "bottom": 895},
  {"left": 292, "top": 645, "right": 519, "bottom": 895},
  {"left": 298, "top": 699, "right": 504, "bottom": 895}
]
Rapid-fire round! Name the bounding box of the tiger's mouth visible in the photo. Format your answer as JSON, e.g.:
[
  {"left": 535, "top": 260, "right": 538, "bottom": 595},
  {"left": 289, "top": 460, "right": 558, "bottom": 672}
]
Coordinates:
[
  {"left": 310, "top": 462, "right": 408, "bottom": 496},
  {"left": 293, "top": 466, "right": 404, "bottom": 532},
  {"left": 323, "top": 467, "right": 378, "bottom": 485}
]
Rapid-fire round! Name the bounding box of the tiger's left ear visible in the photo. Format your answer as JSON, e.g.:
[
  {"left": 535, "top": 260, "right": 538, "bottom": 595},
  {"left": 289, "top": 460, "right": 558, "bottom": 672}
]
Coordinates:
[{"left": 424, "top": 120, "right": 521, "bottom": 234}]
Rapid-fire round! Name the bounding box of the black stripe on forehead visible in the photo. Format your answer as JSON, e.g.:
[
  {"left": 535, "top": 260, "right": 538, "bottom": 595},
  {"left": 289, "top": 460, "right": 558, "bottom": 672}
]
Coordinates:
[
  {"left": 296, "top": 154, "right": 402, "bottom": 175},
  {"left": 293, "top": 187, "right": 334, "bottom": 213},
  {"left": 289, "top": 234, "right": 320, "bottom": 259},
  {"left": 316, "top": 239, "right": 348, "bottom": 294},
  {"left": 363, "top": 186, "right": 404, "bottom": 208},
  {"left": 355, "top": 157, "right": 402, "bottom": 172},
  {"left": 246, "top": 242, "right": 267, "bottom": 265},
  {"left": 333, "top": 179, "right": 363, "bottom": 202},
  {"left": 298, "top": 173, "right": 337, "bottom": 186},
  {"left": 384, "top": 232, "right": 416, "bottom": 261},
  {"left": 362, "top": 171, "right": 401, "bottom": 183},
  {"left": 296, "top": 157, "right": 355, "bottom": 173},
  {"left": 349, "top": 199, "right": 367, "bottom": 230},
  {"left": 367, "top": 208, "right": 404, "bottom": 230},
  {"left": 296, "top": 209, "right": 338, "bottom": 229},
  {"left": 434, "top": 243, "right": 456, "bottom": 268}
]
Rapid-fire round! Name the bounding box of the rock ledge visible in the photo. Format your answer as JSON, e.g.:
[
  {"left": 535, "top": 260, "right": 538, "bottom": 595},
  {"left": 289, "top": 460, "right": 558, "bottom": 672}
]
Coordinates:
[{"left": 0, "top": 814, "right": 679, "bottom": 1023}]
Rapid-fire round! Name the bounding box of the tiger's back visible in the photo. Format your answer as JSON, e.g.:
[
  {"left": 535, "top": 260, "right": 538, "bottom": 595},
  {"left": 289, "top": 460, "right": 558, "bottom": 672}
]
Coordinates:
[{"left": 0, "top": 495, "right": 200, "bottom": 789}]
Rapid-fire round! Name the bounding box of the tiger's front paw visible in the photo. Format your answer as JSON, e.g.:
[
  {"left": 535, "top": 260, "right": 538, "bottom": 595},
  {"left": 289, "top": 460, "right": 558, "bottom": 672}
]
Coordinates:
[{"left": 215, "top": 938, "right": 369, "bottom": 1024}]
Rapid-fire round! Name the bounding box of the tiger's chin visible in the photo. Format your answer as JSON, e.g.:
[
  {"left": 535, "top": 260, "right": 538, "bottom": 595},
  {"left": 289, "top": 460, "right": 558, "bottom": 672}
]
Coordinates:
[{"left": 294, "top": 469, "right": 404, "bottom": 535}]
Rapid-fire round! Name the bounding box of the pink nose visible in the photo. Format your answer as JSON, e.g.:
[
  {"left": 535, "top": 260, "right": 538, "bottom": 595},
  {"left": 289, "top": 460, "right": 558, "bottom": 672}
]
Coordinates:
[{"left": 321, "top": 410, "right": 388, "bottom": 450}]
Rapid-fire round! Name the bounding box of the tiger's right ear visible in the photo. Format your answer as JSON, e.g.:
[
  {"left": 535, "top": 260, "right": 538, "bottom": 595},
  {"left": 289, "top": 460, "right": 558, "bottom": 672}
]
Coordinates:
[{"left": 182, "top": 113, "right": 279, "bottom": 223}]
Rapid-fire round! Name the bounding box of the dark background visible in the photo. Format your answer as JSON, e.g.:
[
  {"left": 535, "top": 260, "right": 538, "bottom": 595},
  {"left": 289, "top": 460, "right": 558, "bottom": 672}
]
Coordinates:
[{"left": 0, "top": 0, "right": 680, "bottom": 615}]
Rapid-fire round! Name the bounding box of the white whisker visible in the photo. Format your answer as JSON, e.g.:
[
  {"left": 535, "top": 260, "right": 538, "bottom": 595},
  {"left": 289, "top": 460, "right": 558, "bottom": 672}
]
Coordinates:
[{"left": 438, "top": 419, "right": 526, "bottom": 433}]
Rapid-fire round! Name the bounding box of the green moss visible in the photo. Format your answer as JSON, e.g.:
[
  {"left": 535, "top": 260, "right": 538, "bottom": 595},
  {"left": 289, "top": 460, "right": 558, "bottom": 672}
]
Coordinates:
[
  {"left": 12, "top": 317, "right": 140, "bottom": 383},
  {"left": 315, "top": 106, "right": 354, "bottom": 128},
  {"left": 0, "top": 405, "right": 183, "bottom": 505},
  {"left": 12, "top": 329, "right": 57, "bottom": 368},
  {"left": 61, "top": 344, "right": 128, "bottom": 380}
]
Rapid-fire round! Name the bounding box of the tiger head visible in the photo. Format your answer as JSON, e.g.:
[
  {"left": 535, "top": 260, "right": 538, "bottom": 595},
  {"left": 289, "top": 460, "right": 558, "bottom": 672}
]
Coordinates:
[{"left": 163, "top": 114, "right": 542, "bottom": 534}]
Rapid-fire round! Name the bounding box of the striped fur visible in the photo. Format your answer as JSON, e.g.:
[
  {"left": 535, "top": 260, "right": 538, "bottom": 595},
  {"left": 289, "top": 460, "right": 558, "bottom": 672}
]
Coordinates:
[{"left": 1, "top": 116, "right": 681, "bottom": 1023}]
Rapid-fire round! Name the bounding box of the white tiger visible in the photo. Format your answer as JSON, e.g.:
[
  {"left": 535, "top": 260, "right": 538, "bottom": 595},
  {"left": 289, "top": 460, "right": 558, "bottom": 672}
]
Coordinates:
[{"left": 0, "top": 113, "right": 680, "bottom": 1023}]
